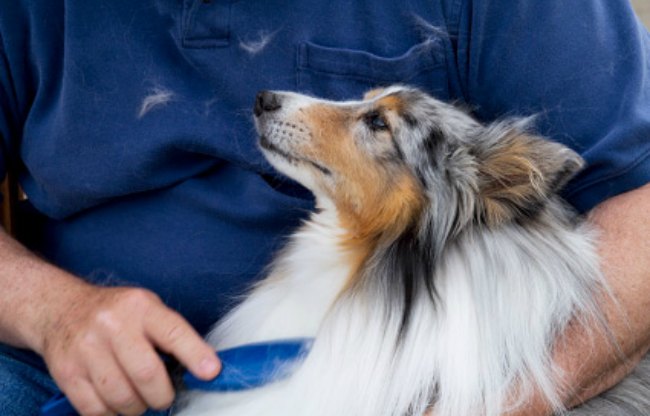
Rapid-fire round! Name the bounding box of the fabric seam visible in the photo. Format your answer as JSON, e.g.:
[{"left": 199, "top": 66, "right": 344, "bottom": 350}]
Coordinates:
[{"left": 566, "top": 146, "right": 650, "bottom": 197}]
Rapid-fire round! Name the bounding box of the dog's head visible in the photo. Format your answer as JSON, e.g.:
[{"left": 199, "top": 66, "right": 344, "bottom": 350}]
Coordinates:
[{"left": 254, "top": 86, "right": 583, "bottom": 240}]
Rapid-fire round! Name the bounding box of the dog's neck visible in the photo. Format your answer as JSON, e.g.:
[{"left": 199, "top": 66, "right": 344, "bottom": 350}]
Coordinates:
[{"left": 206, "top": 206, "right": 357, "bottom": 349}]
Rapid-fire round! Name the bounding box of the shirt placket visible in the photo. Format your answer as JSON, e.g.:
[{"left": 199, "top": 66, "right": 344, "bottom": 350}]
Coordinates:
[{"left": 182, "top": 0, "right": 233, "bottom": 48}]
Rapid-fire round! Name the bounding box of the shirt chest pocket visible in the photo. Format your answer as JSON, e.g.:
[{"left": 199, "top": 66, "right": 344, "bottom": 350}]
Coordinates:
[{"left": 296, "top": 40, "right": 450, "bottom": 101}]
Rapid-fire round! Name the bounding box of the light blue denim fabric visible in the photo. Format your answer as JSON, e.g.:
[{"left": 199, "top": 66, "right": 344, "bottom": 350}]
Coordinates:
[{"left": 0, "top": 342, "right": 169, "bottom": 415}]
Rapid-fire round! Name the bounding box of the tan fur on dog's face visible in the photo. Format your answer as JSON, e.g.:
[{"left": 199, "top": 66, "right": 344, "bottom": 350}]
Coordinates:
[
  {"left": 255, "top": 91, "right": 423, "bottom": 240},
  {"left": 301, "top": 101, "right": 425, "bottom": 238}
]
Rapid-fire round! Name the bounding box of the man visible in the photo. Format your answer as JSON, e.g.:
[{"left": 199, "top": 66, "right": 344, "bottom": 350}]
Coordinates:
[{"left": 0, "top": 0, "right": 648, "bottom": 415}]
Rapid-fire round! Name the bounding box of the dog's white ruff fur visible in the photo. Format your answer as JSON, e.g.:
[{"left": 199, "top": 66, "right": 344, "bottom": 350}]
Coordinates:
[{"left": 174, "top": 202, "right": 604, "bottom": 416}]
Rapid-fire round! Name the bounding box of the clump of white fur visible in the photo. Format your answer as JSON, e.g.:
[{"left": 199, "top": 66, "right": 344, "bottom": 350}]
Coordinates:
[
  {"left": 239, "top": 30, "right": 277, "bottom": 55},
  {"left": 138, "top": 87, "right": 175, "bottom": 118}
]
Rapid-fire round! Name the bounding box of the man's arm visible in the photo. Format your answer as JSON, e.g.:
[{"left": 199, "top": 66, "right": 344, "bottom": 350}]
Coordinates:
[
  {"left": 510, "top": 182, "right": 650, "bottom": 415},
  {"left": 0, "top": 228, "right": 221, "bottom": 415},
  {"left": 562, "top": 182, "right": 650, "bottom": 406}
]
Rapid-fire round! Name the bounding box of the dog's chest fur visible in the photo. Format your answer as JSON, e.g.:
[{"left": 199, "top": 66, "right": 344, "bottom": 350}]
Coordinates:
[
  {"left": 206, "top": 208, "right": 352, "bottom": 350},
  {"left": 175, "top": 203, "right": 607, "bottom": 416}
]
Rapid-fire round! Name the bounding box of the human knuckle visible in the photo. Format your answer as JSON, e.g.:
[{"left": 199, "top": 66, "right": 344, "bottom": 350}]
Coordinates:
[
  {"left": 164, "top": 322, "right": 189, "bottom": 345},
  {"left": 53, "top": 362, "right": 81, "bottom": 384},
  {"left": 93, "top": 309, "right": 123, "bottom": 334},
  {"left": 132, "top": 360, "right": 161, "bottom": 384},
  {"left": 123, "top": 288, "right": 158, "bottom": 308},
  {"left": 77, "top": 331, "right": 102, "bottom": 352},
  {"left": 110, "top": 388, "right": 140, "bottom": 411}
]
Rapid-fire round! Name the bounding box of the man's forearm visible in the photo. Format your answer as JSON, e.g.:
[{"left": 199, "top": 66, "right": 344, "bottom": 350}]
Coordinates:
[
  {"left": 561, "top": 182, "right": 650, "bottom": 406},
  {"left": 0, "top": 226, "right": 90, "bottom": 352}
]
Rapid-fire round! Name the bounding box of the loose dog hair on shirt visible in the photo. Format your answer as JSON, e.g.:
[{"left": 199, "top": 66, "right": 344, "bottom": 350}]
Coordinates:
[{"left": 175, "top": 86, "right": 650, "bottom": 416}]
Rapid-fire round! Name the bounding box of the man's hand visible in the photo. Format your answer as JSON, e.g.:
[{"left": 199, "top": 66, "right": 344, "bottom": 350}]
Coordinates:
[
  {"left": 34, "top": 284, "right": 221, "bottom": 416},
  {"left": 0, "top": 228, "right": 220, "bottom": 416},
  {"left": 507, "top": 182, "right": 650, "bottom": 415}
]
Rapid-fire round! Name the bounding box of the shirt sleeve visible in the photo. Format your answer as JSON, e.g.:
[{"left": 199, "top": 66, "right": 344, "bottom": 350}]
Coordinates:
[{"left": 453, "top": 0, "right": 650, "bottom": 212}]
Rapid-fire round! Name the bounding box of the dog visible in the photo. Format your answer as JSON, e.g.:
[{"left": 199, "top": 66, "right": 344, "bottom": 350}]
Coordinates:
[{"left": 174, "top": 86, "right": 650, "bottom": 415}]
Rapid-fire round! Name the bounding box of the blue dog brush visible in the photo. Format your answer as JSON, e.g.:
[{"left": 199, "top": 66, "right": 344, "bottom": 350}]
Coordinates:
[
  {"left": 40, "top": 338, "right": 314, "bottom": 416},
  {"left": 183, "top": 338, "right": 313, "bottom": 391}
]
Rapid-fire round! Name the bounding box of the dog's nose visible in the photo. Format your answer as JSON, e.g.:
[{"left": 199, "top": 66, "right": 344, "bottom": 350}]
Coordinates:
[{"left": 254, "top": 91, "right": 282, "bottom": 117}]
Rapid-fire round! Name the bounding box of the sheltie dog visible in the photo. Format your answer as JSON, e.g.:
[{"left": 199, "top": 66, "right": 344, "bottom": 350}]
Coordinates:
[{"left": 175, "top": 86, "right": 650, "bottom": 415}]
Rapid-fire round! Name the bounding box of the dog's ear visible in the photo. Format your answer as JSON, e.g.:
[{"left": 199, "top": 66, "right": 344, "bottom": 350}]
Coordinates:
[{"left": 475, "top": 120, "right": 584, "bottom": 225}]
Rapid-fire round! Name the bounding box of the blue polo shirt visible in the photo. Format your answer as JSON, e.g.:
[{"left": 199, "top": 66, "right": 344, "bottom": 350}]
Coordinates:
[{"left": 0, "top": 0, "right": 649, "bottom": 334}]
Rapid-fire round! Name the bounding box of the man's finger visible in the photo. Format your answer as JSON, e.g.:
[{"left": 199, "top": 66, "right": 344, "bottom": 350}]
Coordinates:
[
  {"left": 84, "top": 344, "right": 147, "bottom": 415},
  {"left": 144, "top": 307, "right": 220, "bottom": 380},
  {"left": 63, "top": 377, "right": 115, "bottom": 416},
  {"left": 112, "top": 332, "right": 175, "bottom": 410}
]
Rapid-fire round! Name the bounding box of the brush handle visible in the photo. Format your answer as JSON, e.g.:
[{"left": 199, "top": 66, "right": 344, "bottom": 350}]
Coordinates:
[{"left": 183, "top": 338, "right": 313, "bottom": 391}]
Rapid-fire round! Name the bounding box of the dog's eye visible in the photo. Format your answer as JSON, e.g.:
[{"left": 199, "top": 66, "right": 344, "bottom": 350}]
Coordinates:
[{"left": 364, "top": 111, "right": 389, "bottom": 131}]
